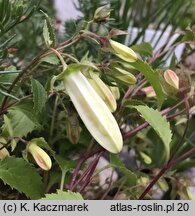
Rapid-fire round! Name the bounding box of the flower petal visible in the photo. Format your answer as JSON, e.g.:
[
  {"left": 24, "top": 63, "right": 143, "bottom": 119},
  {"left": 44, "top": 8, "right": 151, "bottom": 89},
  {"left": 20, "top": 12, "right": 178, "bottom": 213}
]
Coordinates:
[
  {"left": 64, "top": 71, "right": 123, "bottom": 153},
  {"left": 88, "top": 72, "right": 117, "bottom": 112}
]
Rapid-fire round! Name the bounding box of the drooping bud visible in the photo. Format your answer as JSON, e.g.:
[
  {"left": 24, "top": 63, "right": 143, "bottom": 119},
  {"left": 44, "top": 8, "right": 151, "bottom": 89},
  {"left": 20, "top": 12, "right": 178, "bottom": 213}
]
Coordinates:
[
  {"left": 94, "top": 5, "right": 111, "bottom": 22},
  {"left": 176, "top": 66, "right": 191, "bottom": 94},
  {"left": 140, "top": 152, "right": 152, "bottom": 164},
  {"left": 66, "top": 104, "right": 80, "bottom": 144},
  {"left": 63, "top": 70, "right": 123, "bottom": 153},
  {"left": 88, "top": 72, "right": 117, "bottom": 112},
  {"left": 27, "top": 142, "right": 52, "bottom": 171},
  {"left": 114, "top": 67, "right": 137, "bottom": 85},
  {"left": 0, "top": 137, "right": 10, "bottom": 160},
  {"left": 164, "top": 69, "right": 179, "bottom": 90},
  {"left": 141, "top": 86, "right": 156, "bottom": 97},
  {"left": 109, "top": 39, "right": 137, "bottom": 62},
  {"left": 108, "top": 83, "right": 120, "bottom": 100}
]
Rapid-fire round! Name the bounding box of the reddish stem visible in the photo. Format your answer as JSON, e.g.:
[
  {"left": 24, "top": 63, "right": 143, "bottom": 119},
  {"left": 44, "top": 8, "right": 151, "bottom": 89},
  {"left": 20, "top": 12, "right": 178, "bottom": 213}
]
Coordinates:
[
  {"left": 79, "top": 151, "right": 103, "bottom": 193},
  {"left": 123, "top": 97, "right": 188, "bottom": 140},
  {"left": 69, "top": 148, "right": 105, "bottom": 191},
  {"left": 139, "top": 96, "right": 190, "bottom": 199}
]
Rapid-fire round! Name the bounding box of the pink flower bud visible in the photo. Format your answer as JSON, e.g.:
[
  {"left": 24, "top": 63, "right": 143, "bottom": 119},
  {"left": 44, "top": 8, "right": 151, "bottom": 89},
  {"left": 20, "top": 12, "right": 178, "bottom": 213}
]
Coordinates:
[
  {"left": 141, "top": 86, "right": 156, "bottom": 97},
  {"left": 28, "top": 142, "right": 52, "bottom": 171},
  {"left": 164, "top": 69, "right": 179, "bottom": 90}
]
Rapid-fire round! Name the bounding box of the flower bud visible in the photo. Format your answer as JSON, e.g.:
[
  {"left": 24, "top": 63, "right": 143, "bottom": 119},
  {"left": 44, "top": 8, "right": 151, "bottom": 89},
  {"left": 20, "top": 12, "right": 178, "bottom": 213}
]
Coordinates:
[
  {"left": 108, "top": 83, "right": 120, "bottom": 100},
  {"left": 140, "top": 152, "right": 152, "bottom": 164},
  {"left": 66, "top": 105, "right": 80, "bottom": 144},
  {"left": 109, "top": 39, "right": 137, "bottom": 62},
  {"left": 114, "top": 67, "right": 137, "bottom": 85},
  {"left": 63, "top": 71, "right": 123, "bottom": 153},
  {"left": 94, "top": 5, "right": 111, "bottom": 22},
  {"left": 164, "top": 69, "right": 179, "bottom": 90},
  {"left": 176, "top": 66, "right": 191, "bottom": 94},
  {"left": 88, "top": 72, "right": 117, "bottom": 112},
  {"left": 141, "top": 86, "right": 156, "bottom": 97},
  {"left": 28, "top": 142, "right": 52, "bottom": 171},
  {"left": 0, "top": 137, "right": 9, "bottom": 160}
]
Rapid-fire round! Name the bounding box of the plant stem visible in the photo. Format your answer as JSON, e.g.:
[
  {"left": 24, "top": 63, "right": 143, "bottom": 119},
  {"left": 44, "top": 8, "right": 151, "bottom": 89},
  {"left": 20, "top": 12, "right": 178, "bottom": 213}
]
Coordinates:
[
  {"left": 69, "top": 148, "right": 105, "bottom": 191},
  {"left": 139, "top": 166, "right": 167, "bottom": 199},
  {"left": 168, "top": 96, "right": 190, "bottom": 162},
  {"left": 138, "top": 96, "right": 190, "bottom": 199},
  {"left": 78, "top": 151, "right": 103, "bottom": 193},
  {"left": 49, "top": 95, "right": 58, "bottom": 145},
  {"left": 139, "top": 145, "right": 195, "bottom": 200},
  {"left": 0, "top": 50, "right": 48, "bottom": 113},
  {"left": 60, "top": 171, "right": 66, "bottom": 191},
  {"left": 123, "top": 96, "right": 189, "bottom": 140},
  {"left": 49, "top": 48, "right": 67, "bottom": 70}
]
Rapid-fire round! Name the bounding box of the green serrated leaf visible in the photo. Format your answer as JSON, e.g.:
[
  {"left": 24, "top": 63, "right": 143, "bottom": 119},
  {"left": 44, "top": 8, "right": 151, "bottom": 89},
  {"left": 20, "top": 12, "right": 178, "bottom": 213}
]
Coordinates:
[
  {"left": 54, "top": 155, "right": 77, "bottom": 172},
  {"left": 133, "top": 105, "right": 172, "bottom": 159},
  {"left": 31, "top": 79, "right": 47, "bottom": 113},
  {"left": 43, "top": 19, "right": 52, "bottom": 46},
  {"left": 110, "top": 154, "right": 137, "bottom": 186},
  {"left": 2, "top": 100, "right": 41, "bottom": 140},
  {"left": 41, "top": 11, "right": 57, "bottom": 47},
  {"left": 131, "top": 59, "right": 166, "bottom": 109},
  {"left": 41, "top": 54, "right": 60, "bottom": 65},
  {"left": 131, "top": 42, "right": 153, "bottom": 57},
  {"left": 41, "top": 190, "right": 83, "bottom": 200},
  {"left": 0, "top": 156, "right": 44, "bottom": 199}
]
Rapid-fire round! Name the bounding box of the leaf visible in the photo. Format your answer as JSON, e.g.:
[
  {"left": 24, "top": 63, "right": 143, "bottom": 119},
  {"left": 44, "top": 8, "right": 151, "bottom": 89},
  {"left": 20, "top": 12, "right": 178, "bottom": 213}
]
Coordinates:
[
  {"left": 157, "top": 178, "right": 169, "bottom": 192},
  {"left": 131, "top": 42, "right": 153, "bottom": 57},
  {"left": 0, "top": 156, "right": 44, "bottom": 199},
  {"left": 41, "top": 190, "right": 83, "bottom": 200},
  {"left": 0, "top": 89, "right": 19, "bottom": 101},
  {"left": 123, "top": 99, "right": 146, "bottom": 107},
  {"left": 2, "top": 115, "right": 16, "bottom": 151},
  {"left": 43, "top": 19, "right": 52, "bottom": 46},
  {"left": 182, "top": 27, "right": 195, "bottom": 41},
  {"left": 41, "top": 11, "right": 57, "bottom": 47},
  {"left": 0, "top": 34, "right": 16, "bottom": 49},
  {"left": 131, "top": 59, "right": 166, "bottom": 109},
  {"left": 41, "top": 54, "right": 60, "bottom": 65},
  {"left": 110, "top": 154, "right": 137, "bottom": 186},
  {"left": 0, "top": 70, "right": 21, "bottom": 74},
  {"left": 54, "top": 155, "right": 77, "bottom": 172},
  {"left": 2, "top": 100, "right": 41, "bottom": 140},
  {"left": 133, "top": 105, "right": 172, "bottom": 159},
  {"left": 31, "top": 79, "right": 47, "bottom": 113}
]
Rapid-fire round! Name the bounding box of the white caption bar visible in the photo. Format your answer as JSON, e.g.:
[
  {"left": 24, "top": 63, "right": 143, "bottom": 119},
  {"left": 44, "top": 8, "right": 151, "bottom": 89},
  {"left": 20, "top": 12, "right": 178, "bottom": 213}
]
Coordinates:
[{"left": 0, "top": 201, "right": 194, "bottom": 216}]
